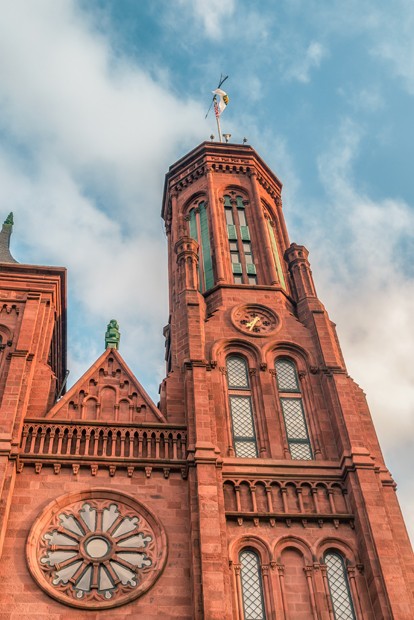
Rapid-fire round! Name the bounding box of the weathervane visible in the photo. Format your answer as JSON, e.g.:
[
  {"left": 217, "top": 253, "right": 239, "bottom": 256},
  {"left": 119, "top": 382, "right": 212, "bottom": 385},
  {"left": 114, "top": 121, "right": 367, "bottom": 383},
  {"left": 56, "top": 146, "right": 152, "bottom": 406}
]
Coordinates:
[{"left": 205, "top": 74, "right": 229, "bottom": 143}]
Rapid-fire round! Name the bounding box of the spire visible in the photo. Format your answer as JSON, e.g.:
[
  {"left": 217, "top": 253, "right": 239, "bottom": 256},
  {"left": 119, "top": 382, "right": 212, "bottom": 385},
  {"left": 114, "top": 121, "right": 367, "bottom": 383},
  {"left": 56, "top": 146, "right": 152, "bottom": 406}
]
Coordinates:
[
  {"left": 105, "top": 320, "right": 120, "bottom": 350},
  {"left": 0, "top": 212, "right": 18, "bottom": 264}
]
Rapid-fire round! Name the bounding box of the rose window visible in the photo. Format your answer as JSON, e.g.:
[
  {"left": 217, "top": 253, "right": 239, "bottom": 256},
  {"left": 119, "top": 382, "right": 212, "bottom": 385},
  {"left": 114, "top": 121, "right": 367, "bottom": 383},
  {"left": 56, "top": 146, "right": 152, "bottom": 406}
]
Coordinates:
[{"left": 27, "top": 490, "right": 167, "bottom": 609}]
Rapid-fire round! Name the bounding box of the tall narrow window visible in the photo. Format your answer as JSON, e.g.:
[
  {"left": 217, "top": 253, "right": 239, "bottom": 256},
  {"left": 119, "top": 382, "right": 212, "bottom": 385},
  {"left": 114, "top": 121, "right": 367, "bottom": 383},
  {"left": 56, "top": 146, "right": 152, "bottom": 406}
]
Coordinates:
[
  {"left": 227, "top": 355, "right": 258, "bottom": 457},
  {"left": 239, "top": 549, "right": 266, "bottom": 620},
  {"left": 275, "top": 358, "right": 312, "bottom": 460},
  {"left": 265, "top": 216, "right": 286, "bottom": 288},
  {"left": 188, "top": 201, "right": 214, "bottom": 291},
  {"left": 224, "top": 195, "right": 257, "bottom": 285},
  {"left": 324, "top": 552, "right": 356, "bottom": 620}
]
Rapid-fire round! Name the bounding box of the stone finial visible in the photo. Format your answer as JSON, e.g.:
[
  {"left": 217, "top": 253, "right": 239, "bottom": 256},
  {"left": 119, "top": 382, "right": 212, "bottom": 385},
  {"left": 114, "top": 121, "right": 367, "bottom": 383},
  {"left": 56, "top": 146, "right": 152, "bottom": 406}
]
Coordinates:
[
  {"left": 0, "top": 212, "right": 18, "bottom": 263},
  {"left": 105, "top": 320, "right": 120, "bottom": 350}
]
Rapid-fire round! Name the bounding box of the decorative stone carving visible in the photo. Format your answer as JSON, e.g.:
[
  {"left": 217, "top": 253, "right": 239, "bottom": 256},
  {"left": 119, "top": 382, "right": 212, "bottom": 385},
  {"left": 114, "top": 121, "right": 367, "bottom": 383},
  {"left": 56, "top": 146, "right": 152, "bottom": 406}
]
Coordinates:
[{"left": 27, "top": 490, "right": 167, "bottom": 610}]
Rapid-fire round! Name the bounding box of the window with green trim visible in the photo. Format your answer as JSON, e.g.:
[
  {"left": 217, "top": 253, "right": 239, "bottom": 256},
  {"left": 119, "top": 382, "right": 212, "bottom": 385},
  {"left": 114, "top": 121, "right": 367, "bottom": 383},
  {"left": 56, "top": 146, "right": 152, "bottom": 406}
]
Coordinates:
[
  {"left": 188, "top": 201, "right": 214, "bottom": 292},
  {"left": 266, "top": 217, "right": 286, "bottom": 288},
  {"left": 275, "top": 358, "right": 312, "bottom": 460},
  {"left": 224, "top": 194, "right": 257, "bottom": 285}
]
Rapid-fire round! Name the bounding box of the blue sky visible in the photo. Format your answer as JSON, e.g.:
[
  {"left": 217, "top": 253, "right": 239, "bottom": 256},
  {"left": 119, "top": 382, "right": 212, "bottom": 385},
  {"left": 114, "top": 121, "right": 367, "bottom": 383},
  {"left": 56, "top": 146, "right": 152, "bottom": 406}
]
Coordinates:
[{"left": 0, "top": 0, "right": 413, "bottom": 540}]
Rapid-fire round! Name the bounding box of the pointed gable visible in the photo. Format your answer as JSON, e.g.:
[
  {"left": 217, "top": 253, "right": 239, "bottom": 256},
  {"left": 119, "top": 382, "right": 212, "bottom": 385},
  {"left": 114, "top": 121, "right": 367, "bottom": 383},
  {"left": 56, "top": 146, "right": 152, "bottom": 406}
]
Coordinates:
[{"left": 47, "top": 348, "right": 166, "bottom": 423}]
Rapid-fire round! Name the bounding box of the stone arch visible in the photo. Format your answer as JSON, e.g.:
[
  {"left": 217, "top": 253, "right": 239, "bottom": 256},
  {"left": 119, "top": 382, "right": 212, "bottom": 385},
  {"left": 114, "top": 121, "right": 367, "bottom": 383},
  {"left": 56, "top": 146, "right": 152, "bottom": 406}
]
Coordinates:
[
  {"left": 238, "top": 480, "right": 253, "bottom": 512},
  {"left": 118, "top": 398, "right": 131, "bottom": 422},
  {"left": 252, "top": 480, "right": 268, "bottom": 512},
  {"left": 0, "top": 323, "right": 12, "bottom": 344},
  {"left": 223, "top": 480, "right": 237, "bottom": 512},
  {"left": 264, "top": 340, "right": 315, "bottom": 373},
  {"left": 316, "top": 537, "right": 360, "bottom": 565},
  {"left": 274, "top": 535, "right": 314, "bottom": 565},
  {"left": 84, "top": 396, "right": 98, "bottom": 420},
  {"left": 100, "top": 386, "right": 116, "bottom": 420},
  {"left": 314, "top": 482, "right": 331, "bottom": 513},
  {"left": 329, "top": 483, "right": 348, "bottom": 513},
  {"left": 298, "top": 481, "right": 315, "bottom": 513},
  {"left": 210, "top": 337, "right": 261, "bottom": 369},
  {"left": 223, "top": 185, "right": 250, "bottom": 200},
  {"left": 229, "top": 534, "right": 272, "bottom": 565},
  {"left": 182, "top": 191, "right": 208, "bottom": 218},
  {"left": 279, "top": 544, "right": 314, "bottom": 619},
  {"left": 285, "top": 482, "right": 300, "bottom": 513}
]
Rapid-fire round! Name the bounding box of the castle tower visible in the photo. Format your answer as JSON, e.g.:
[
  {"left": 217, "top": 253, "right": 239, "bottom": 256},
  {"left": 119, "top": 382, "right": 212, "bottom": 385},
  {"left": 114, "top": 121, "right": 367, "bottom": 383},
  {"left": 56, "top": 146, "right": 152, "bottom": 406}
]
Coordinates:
[
  {"left": 0, "top": 143, "right": 412, "bottom": 619},
  {"left": 161, "top": 141, "right": 414, "bottom": 619}
]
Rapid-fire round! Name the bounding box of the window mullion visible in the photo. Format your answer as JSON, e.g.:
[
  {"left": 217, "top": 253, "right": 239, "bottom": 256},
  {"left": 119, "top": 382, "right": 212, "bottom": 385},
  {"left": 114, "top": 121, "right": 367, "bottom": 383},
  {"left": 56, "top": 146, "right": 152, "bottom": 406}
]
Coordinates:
[{"left": 233, "top": 203, "right": 247, "bottom": 283}]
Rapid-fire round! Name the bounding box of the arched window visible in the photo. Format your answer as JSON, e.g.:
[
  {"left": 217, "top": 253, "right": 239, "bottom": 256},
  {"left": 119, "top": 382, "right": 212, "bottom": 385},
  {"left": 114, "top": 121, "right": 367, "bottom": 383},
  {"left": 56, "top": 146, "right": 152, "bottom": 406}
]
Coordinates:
[
  {"left": 226, "top": 355, "right": 258, "bottom": 457},
  {"left": 224, "top": 194, "right": 257, "bottom": 285},
  {"left": 188, "top": 201, "right": 214, "bottom": 291},
  {"left": 324, "top": 552, "right": 356, "bottom": 620},
  {"left": 239, "top": 549, "right": 266, "bottom": 619},
  {"left": 275, "top": 358, "right": 312, "bottom": 460},
  {"left": 264, "top": 210, "right": 286, "bottom": 288}
]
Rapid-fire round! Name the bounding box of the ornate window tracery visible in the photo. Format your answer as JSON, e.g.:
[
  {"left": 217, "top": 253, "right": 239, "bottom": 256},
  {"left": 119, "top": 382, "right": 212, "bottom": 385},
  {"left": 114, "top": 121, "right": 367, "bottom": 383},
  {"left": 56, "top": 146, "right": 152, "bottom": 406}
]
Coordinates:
[
  {"left": 27, "top": 490, "right": 167, "bottom": 610},
  {"left": 226, "top": 355, "right": 258, "bottom": 457},
  {"left": 224, "top": 194, "right": 257, "bottom": 285},
  {"left": 239, "top": 549, "right": 266, "bottom": 619},
  {"left": 275, "top": 358, "right": 312, "bottom": 460},
  {"left": 324, "top": 551, "right": 356, "bottom": 620}
]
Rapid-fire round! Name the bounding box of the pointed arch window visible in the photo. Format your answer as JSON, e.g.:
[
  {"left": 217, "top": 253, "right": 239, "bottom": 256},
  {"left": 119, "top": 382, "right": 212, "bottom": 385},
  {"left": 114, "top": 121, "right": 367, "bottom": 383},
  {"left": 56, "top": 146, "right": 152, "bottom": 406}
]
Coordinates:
[
  {"left": 324, "top": 552, "right": 356, "bottom": 620},
  {"left": 275, "top": 358, "right": 312, "bottom": 460},
  {"left": 226, "top": 355, "right": 258, "bottom": 457},
  {"left": 239, "top": 549, "right": 266, "bottom": 620},
  {"left": 224, "top": 194, "right": 257, "bottom": 285},
  {"left": 264, "top": 210, "right": 286, "bottom": 289},
  {"left": 188, "top": 201, "right": 214, "bottom": 291}
]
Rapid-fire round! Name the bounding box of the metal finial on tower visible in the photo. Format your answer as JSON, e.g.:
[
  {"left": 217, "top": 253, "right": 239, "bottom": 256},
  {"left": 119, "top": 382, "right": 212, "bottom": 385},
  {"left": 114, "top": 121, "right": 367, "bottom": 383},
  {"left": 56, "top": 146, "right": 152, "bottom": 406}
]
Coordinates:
[
  {"left": 205, "top": 75, "right": 229, "bottom": 143},
  {"left": 105, "top": 320, "right": 121, "bottom": 350}
]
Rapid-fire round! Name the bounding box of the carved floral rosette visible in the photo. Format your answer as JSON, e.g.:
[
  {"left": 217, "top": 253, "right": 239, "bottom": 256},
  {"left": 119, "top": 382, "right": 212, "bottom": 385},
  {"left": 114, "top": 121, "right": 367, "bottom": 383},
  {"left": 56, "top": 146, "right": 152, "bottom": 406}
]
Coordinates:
[{"left": 27, "top": 489, "right": 167, "bottom": 610}]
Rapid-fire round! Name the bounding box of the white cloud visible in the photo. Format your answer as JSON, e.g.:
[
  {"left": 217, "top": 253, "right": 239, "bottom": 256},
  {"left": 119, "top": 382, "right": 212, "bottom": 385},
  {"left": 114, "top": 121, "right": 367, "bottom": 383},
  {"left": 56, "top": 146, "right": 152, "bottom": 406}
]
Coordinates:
[
  {"left": 312, "top": 118, "right": 414, "bottom": 445},
  {"left": 176, "top": 0, "right": 236, "bottom": 40},
  {"left": 303, "top": 117, "right": 414, "bottom": 541},
  {"left": 285, "top": 41, "right": 328, "bottom": 84},
  {"left": 0, "top": 0, "right": 211, "bottom": 391}
]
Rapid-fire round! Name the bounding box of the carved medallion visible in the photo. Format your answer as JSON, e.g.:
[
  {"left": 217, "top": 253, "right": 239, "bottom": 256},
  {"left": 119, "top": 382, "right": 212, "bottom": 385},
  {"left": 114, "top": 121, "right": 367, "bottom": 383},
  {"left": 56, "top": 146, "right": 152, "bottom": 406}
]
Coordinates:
[
  {"left": 27, "top": 490, "right": 167, "bottom": 610},
  {"left": 231, "top": 304, "right": 279, "bottom": 336}
]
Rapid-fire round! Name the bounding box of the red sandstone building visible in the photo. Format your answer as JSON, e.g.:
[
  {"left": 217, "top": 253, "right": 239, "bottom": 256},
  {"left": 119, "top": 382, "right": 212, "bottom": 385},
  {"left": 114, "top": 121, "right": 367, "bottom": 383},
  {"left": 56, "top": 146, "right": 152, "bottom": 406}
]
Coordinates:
[{"left": 0, "top": 141, "right": 413, "bottom": 618}]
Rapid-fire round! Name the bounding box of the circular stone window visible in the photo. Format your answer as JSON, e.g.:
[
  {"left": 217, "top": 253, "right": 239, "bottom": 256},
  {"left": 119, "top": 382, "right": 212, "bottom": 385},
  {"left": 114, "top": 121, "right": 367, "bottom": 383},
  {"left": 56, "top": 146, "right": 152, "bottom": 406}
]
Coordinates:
[{"left": 27, "top": 489, "right": 167, "bottom": 610}]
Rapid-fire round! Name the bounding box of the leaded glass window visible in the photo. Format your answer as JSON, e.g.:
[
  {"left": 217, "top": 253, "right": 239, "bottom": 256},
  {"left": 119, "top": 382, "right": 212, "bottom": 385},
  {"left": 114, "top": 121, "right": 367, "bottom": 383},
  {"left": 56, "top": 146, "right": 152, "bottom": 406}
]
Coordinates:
[
  {"left": 227, "top": 356, "right": 258, "bottom": 457},
  {"left": 240, "top": 550, "right": 266, "bottom": 620},
  {"left": 275, "top": 358, "right": 312, "bottom": 460},
  {"left": 188, "top": 202, "right": 214, "bottom": 291},
  {"left": 324, "top": 552, "right": 356, "bottom": 620},
  {"left": 224, "top": 194, "right": 257, "bottom": 285}
]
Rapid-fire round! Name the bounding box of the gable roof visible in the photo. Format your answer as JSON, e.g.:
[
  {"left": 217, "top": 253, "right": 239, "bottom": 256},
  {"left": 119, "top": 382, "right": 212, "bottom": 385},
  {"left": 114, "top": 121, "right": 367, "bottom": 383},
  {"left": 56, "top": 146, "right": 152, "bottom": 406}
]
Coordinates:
[{"left": 46, "top": 347, "right": 166, "bottom": 423}]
